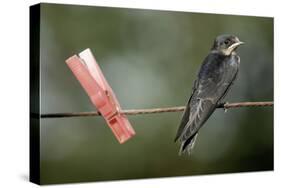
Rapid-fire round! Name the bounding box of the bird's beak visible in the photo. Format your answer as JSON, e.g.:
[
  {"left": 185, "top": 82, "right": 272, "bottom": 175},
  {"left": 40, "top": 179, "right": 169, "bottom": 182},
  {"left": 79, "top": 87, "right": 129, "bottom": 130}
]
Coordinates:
[
  {"left": 227, "top": 41, "right": 244, "bottom": 52},
  {"left": 229, "top": 41, "right": 244, "bottom": 49},
  {"left": 236, "top": 41, "right": 245, "bottom": 46}
]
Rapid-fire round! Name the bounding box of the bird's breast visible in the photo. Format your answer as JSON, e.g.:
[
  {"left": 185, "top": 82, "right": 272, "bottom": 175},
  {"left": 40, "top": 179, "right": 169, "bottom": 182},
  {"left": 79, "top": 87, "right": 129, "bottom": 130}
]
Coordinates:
[{"left": 229, "top": 54, "right": 240, "bottom": 65}]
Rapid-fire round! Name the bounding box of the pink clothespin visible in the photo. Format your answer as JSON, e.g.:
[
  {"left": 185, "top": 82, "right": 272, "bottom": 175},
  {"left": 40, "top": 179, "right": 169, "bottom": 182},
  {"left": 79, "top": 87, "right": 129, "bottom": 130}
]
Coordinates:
[{"left": 65, "top": 48, "right": 135, "bottom": 143}]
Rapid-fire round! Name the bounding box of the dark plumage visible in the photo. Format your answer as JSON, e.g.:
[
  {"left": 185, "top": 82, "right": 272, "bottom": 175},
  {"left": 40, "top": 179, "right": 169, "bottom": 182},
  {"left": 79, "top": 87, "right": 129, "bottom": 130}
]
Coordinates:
[{"left": 175, "top": 34, "right": 244, "bottom": 155}]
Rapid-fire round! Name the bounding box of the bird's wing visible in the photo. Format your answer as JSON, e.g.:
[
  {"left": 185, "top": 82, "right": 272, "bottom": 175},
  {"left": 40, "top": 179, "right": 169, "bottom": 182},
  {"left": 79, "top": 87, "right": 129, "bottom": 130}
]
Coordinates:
[
  {"left": 174, "top": 79, "right": 198, "bottom": 142},
  {"left": 176, "top": 54, "right": 239, "bottom": 143}
]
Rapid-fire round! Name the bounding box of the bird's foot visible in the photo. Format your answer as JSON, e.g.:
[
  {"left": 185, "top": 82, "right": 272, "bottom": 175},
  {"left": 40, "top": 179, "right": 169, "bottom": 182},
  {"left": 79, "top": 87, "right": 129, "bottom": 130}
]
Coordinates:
[
  {"left": 223, "top": 102, "right": 229, "bottom": 113},
  {"left": 218, "top": 101, "right": 229, "bottom": 113}
]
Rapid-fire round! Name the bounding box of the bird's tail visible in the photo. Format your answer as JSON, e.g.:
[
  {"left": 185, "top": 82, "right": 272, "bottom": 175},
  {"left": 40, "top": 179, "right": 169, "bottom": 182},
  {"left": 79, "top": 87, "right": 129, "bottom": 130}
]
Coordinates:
[{"left": 179, "top": 133, "right": 198, "bottom": 155}]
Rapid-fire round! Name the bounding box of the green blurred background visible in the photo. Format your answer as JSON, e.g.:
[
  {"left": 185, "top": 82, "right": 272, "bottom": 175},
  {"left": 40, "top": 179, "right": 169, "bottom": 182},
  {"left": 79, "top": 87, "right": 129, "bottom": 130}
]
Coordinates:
[{"left": 38, "top": 3, "right": 273, "bottom": 184}]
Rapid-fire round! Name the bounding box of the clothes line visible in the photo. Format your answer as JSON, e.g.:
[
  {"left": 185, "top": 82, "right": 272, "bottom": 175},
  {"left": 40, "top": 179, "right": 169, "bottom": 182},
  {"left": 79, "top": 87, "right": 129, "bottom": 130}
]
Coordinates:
[{"left": 40, "top": 101, "right": 273, "bottom": 118}]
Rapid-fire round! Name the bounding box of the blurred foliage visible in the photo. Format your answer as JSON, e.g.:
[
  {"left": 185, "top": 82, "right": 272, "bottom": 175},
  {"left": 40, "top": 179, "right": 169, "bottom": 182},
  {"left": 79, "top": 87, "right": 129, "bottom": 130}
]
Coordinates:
[{"left": 37, "top": 3, "right": 273, "bottom": 184}]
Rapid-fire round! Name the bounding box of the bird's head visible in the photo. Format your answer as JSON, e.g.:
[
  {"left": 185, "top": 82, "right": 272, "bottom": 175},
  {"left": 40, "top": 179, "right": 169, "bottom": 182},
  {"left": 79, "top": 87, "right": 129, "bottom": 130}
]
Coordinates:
[{"left": 211, "top": 34, "right": 244, "bottom": 56}]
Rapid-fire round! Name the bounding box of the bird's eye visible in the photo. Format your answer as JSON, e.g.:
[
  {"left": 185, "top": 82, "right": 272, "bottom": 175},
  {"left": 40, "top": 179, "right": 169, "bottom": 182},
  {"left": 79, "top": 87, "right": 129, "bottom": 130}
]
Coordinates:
[{"left": 224, "top": 40, "right": 230, "bottom": 45}]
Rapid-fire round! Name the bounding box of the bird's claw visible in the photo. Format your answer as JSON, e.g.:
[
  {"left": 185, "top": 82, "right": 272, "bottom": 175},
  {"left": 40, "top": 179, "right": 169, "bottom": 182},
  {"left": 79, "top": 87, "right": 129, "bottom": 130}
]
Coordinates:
[{"left": 223, "top": 102, "right": 229, "bottom": 113}]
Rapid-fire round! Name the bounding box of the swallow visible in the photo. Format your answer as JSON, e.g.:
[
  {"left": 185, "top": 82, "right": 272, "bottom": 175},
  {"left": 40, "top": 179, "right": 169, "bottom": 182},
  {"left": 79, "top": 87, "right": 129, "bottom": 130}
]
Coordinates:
[{"left": 174, "top": 34, "right": 244, "bottom": 155}]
